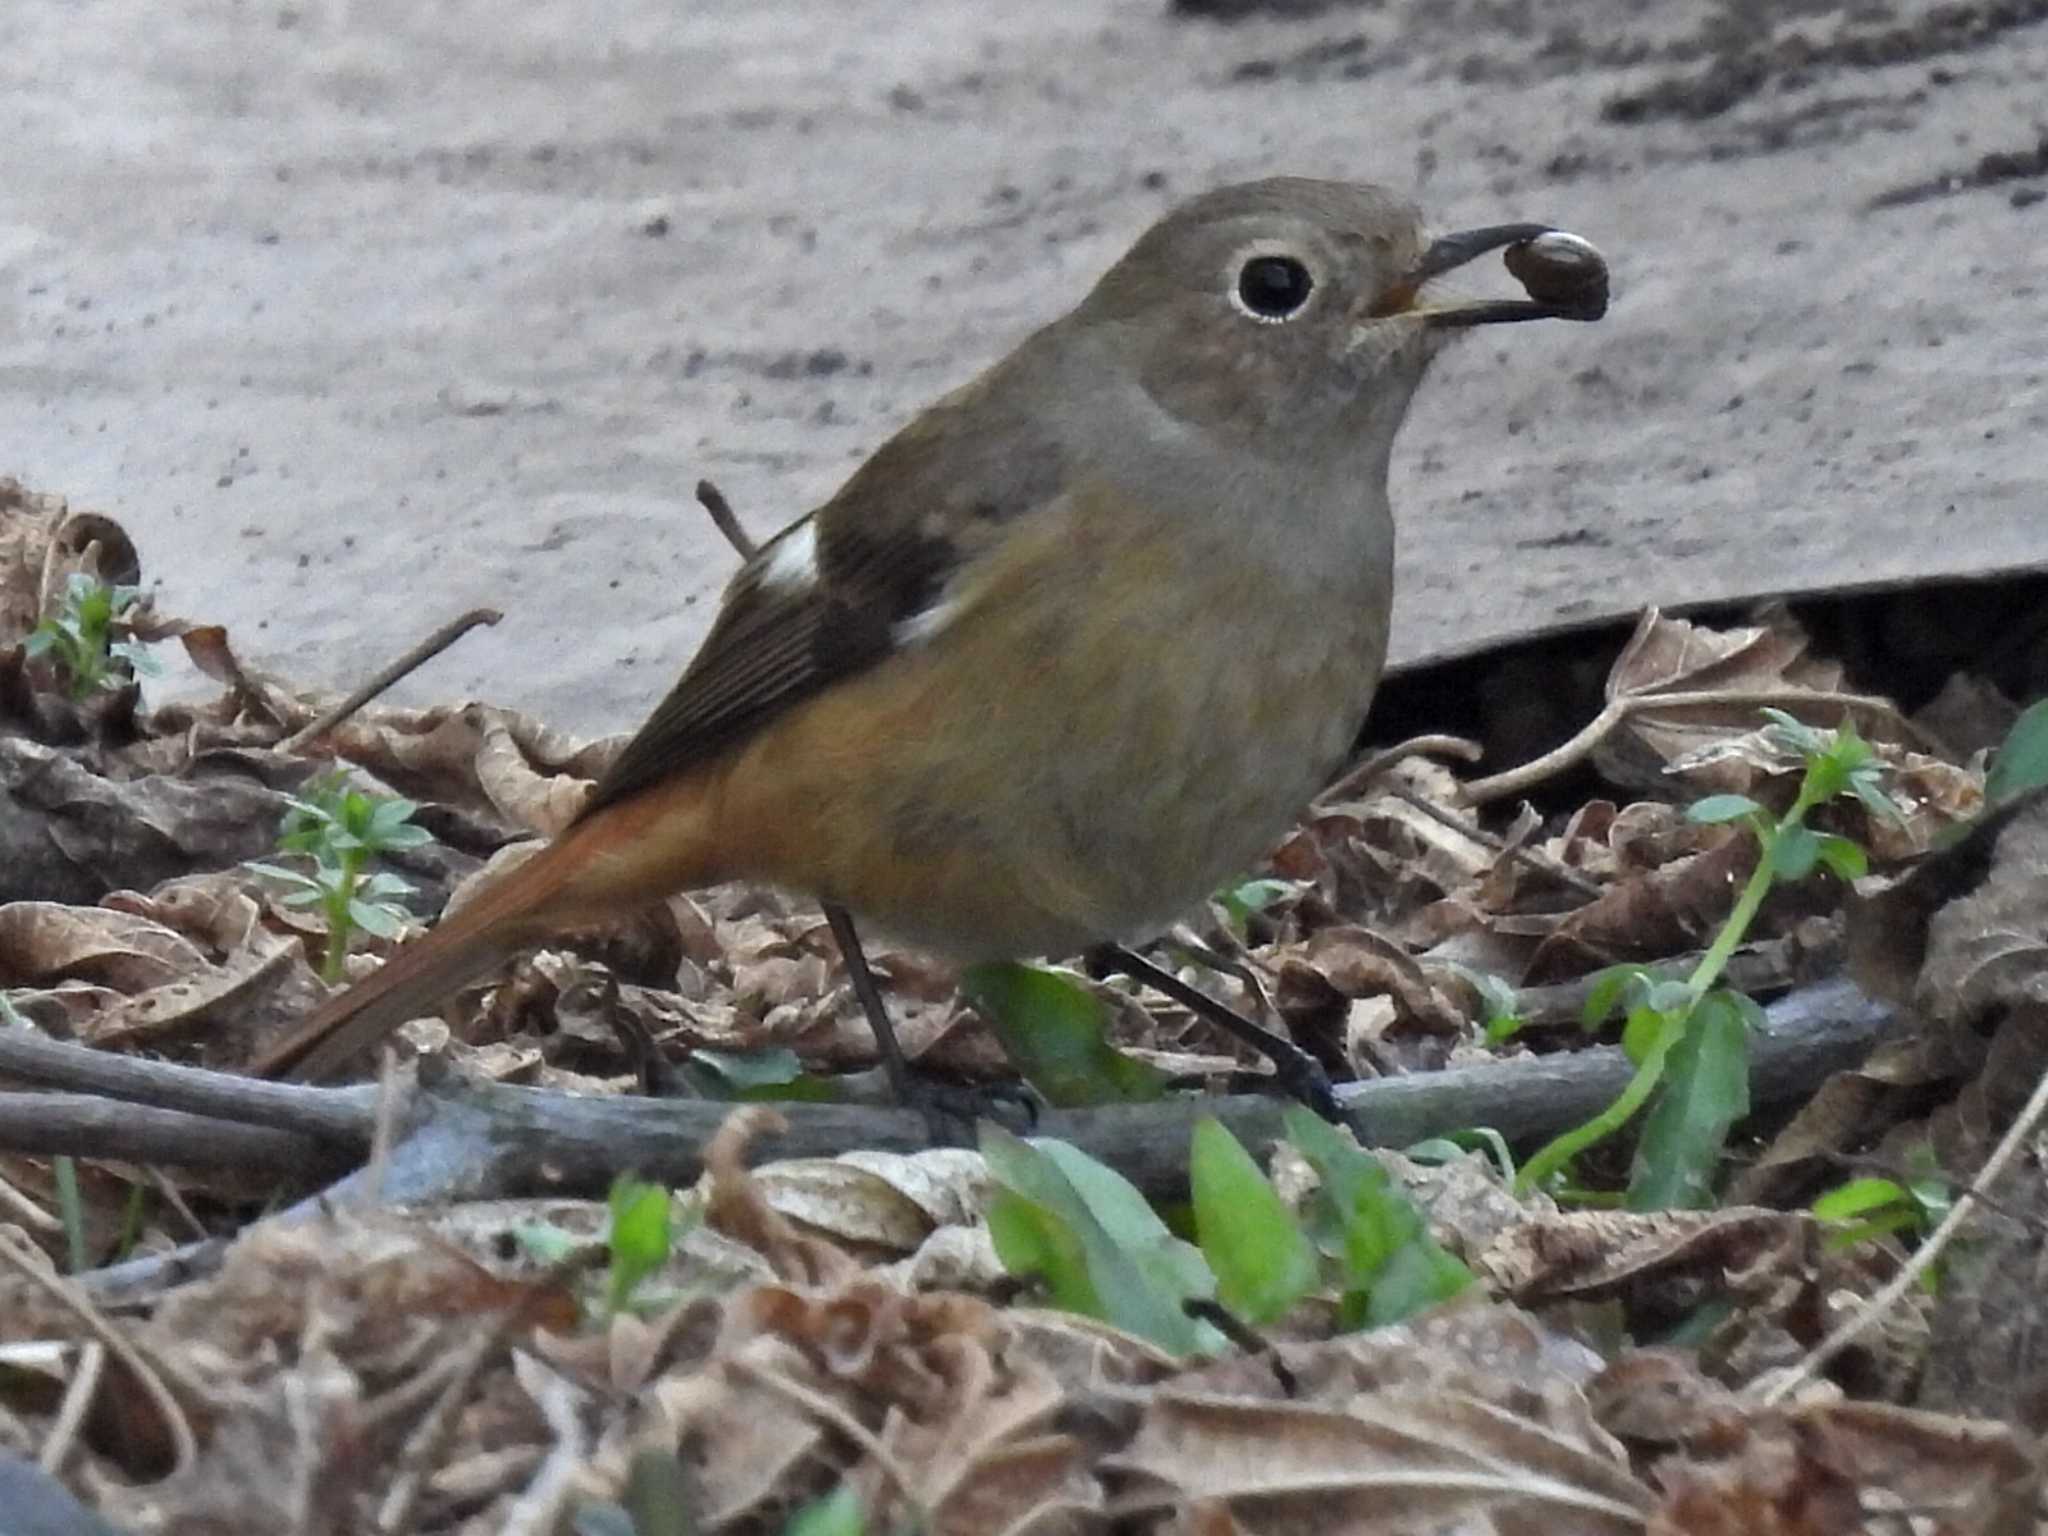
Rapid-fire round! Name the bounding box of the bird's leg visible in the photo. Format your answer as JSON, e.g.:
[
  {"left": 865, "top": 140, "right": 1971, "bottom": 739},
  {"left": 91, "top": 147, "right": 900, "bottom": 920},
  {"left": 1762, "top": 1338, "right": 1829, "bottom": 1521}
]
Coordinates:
[
  {"left": 824, "top": 901, "right": 916, "bottom": 1105},
  {"left": 823, "top": 903, "right": 1034, "bottom": 1140},
  {"left": 1090, "top": 942, "right": 1345, "bottom": 1124}
]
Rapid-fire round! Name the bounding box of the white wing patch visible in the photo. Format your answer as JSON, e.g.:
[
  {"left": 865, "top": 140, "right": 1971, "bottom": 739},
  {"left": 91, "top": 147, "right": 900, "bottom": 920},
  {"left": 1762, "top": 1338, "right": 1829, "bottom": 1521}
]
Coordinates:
[
  {"left": 758, "top": 522, "right": 819, "bottom": 592},
  {"left": 891, "top": 594, "right": 961, "bottom": 649}
]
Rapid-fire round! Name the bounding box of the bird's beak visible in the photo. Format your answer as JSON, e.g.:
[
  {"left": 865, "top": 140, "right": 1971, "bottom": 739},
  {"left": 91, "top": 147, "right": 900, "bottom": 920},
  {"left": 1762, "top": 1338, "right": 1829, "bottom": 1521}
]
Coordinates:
[{"left": 1373, "top": 223, "right": 1609, "bottom": 327}]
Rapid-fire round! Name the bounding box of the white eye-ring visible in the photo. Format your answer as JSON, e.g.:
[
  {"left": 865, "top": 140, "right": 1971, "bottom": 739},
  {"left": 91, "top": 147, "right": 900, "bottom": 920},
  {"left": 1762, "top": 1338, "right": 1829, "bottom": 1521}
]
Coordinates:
[{"left": 1229, "top": 244, "right": 1317, "bottom": 324}]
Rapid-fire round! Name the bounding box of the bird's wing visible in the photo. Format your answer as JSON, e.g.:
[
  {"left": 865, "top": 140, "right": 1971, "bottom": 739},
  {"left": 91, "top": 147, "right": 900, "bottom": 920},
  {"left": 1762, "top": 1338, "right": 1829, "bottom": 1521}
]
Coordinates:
[{"left": 577, "top": 372, "right": 1069, "bottom": 820}]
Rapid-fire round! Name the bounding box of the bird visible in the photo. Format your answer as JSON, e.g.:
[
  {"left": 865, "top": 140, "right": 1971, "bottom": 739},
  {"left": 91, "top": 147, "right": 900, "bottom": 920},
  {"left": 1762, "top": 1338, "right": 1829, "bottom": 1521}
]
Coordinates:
[{"left": 250, "top": 177, "right": 1606, "bottom": 1105}]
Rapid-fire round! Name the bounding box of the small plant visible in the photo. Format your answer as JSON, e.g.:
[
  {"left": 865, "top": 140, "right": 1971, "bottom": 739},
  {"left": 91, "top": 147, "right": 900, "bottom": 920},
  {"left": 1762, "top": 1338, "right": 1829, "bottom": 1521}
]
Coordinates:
[
  {"left": 960, "top": 962, "right": 1169, "bottom": 1107},
  {"left": 1450, "top": 964, "right": 1526, "bottom": 1045},
  {"left": 1516, "top": 711, "right": 1899, "bottom": 1208},
  {"left": 983, "top": 1112, "right": 1469, "bottom": 1353},
  {"left": 1985, "top": 697, "right": 2048, "bottom": 809},
  {"left": 246, "top": 771, "right": 432, "bottom": 982},
  {"left": 604, "top": 1172, "right": 678, "bottom": 1317},
  {"left": 24, "top": 571, "right": 160, "bottom": 699},
  {"left": 1813, "top": 1151, "right": 1952, "bottom": 1289},
  {"left": 1214, "top": 875, "right": 1295, "bottom": 937}
]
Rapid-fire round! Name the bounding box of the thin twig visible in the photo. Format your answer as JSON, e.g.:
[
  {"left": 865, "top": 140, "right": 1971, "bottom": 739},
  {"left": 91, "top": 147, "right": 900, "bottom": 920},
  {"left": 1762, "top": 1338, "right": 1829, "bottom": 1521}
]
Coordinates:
[
  {"left": 695, "top": 478, "right": 759, "bottom": 560},
  {"left": 0, "top": 1025, "right": 375, "bottom": 1145},
  {"left": 1462, "top": 686, "right": 1943, "bottom": 807},
  {"left": 281, "top": 606, "right": 503, "bottom": 752},
  {"left": 1757, "top": 1054, "right": 2048, "bottom": 1404},
  {"left": 498, "top": 1366, "right": 588, "bottom": 1536},
  {"left": 0, "top": 1168, "right": 63, "bottom": 1233},
  {"left": 1319, "top": 734, "right": 1484, "bottom": 805},
  {"left": 0, "top": 1091, "right": 349, "bottom": 1176},
  {"left": 1386, "top": 784, "right": 1604, "bottom": 900},
  {"left": 38, "top": 1339, "right": 102, "bottom": 1476},
  {"left": 0, "top": 1227, "right": 198, "bottom": 1475},
  {"left": 143, "top": 1165, "right": 212, "bottom": 1243},
  {"left": 1815, "top": 1148, "right": 2032, "bottom": 1228}
]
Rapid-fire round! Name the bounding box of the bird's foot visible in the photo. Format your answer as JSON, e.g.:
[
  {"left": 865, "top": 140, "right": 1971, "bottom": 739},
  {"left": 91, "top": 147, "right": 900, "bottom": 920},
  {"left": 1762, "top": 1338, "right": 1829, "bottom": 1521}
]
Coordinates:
[{"left": 893, "top": 1072, "right": 1040, "bottom": 1146}]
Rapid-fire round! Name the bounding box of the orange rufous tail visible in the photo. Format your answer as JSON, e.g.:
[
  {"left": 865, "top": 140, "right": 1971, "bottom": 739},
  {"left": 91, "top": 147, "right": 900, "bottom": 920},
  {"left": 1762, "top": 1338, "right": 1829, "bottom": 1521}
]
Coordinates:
[{"left": 251, "top": 775, "right": 722, "bottom": 1082}]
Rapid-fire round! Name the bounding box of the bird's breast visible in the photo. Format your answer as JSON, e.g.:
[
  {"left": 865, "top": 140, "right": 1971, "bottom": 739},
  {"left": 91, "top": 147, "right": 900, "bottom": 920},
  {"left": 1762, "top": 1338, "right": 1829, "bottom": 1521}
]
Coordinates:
[{"left": 713, "top": 471, "right": 1393, "bottom": 960}]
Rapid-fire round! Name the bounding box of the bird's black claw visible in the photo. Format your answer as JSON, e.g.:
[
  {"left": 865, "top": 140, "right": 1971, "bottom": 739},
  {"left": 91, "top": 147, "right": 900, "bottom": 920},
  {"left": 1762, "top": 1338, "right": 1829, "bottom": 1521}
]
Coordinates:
[{"left": 897, "top": 1073, "right": 1040, "bottom": 1146}]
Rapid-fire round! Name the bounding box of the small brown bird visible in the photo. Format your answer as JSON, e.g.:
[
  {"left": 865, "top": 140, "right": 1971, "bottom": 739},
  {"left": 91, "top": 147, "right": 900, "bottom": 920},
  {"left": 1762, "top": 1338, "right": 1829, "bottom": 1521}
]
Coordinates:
[{"left": 253, "top": 178, "right": 1605, "bottom": 1094}]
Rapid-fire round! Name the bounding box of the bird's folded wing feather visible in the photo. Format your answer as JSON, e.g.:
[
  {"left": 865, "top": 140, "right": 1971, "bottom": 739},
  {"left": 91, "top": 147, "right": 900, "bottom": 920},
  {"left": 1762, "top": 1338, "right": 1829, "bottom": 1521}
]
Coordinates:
[{"left": 576, "top": 373, "right": 1069, "bottom": 820}]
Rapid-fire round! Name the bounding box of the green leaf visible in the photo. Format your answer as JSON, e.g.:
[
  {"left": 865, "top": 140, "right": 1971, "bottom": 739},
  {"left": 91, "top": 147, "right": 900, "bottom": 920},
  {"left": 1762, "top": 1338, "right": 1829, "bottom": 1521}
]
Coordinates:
[
  {"left": 1216, "top": 877, "right": 1294, "bottom": 932},
  {"left": 987, "top": 1188, "right": 1103, "bottom": 1313},
  {"left": 346, "top": 899, "right": 408, "bottom": 938},
  {"left": 606, "top": 1174, "right": 674, "bottom": 1315},
  {"left": 690, "top": 1047, "right": 804, "bottom": 1091},
  {"left": 782, "top": 1485, "right": 864, "bottom": 1536},
  {"left": 1813, "top": 834, "right": 1868, "bottom": 881},
  {"left": 1283, "top": 1107, "right": 1385, "bottom": 1228},
  {"left": 680, "top": 1047, "right": 837, "bottom": 1102},
  {"left": 281, "top": 793, "right": 342, "bottom": 826},
  {"left": 368, "top": 796, "right": 419, "bottom": 832},
  {"left": 1362, "top": 1236, "right": 1473, "bottom": 1327},
  {"left": 1581, "top": 964, "right": 1648, "bottom": 1029},
  {"left": 110, "top": 638, "right": 161, "bottom": 676},
  {"left": 1644, "top": 977, "right": 1693, "bottom": 1015},
  {"left": 1908, "top": 1177, "right": 1952, "bottom": 1229},
  {"left": 509, "top": 1221, "right": 583, "bottom": 1265},
  {"left": 354, "top": 870, "right": 416, "bottom": 901},
  {"left": 243, "top": 860, "right": 322, "bottom": 891},
  {"left": 1812, "top": 1177, "right": 1908, "bottom": 1223},
  {"left": 1849, "top": 772, "right": 1909, "bottom": 829},
  {"left": 959, "top": 962, "right": 1168, "bottom": 1107},
  {"left": 1768, "top": 825, "right": 1820, "bottom": 881},
  {"left": 1627, "top": 991, "right": 1750, "bottom": 1210},
  {"left": 1986, "top": 699, "right": 2048, "bottom": 808},
  {"left": 1686, "top": 793, "right": 1764, "bottom": 825},
  {"left": 1284, "top": 1106, "right": 1456, "bottom": 1317},
  {"left": 22, "top": 626, "right": 57, "bottom": 657},
  {"left": 980, "top": 1126, "right": 1219, "bottom": 1355},
  {"left": 1446, "top": 965, "right": 1522, "bottom": 1042},
  {"left": 1404, "top": 1126, "right": 1516, "bottom": 1183},
  {"left": 1760, "top": 707, "right": 1825, "bottom": 755},
  {"left": 1620, "top": 1003, "right": 1679, "bottom": 1067},
  {"left": 1189, "top": 1118, "right": 1316, "bottom": 1325}
]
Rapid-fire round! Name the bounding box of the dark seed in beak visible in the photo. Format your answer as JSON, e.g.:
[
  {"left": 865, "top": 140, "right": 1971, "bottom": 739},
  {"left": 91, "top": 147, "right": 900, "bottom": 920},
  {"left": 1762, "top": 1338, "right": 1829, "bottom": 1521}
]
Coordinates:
[{"left": 1504, "top": 231, "right": 1608, "bottom": 321}]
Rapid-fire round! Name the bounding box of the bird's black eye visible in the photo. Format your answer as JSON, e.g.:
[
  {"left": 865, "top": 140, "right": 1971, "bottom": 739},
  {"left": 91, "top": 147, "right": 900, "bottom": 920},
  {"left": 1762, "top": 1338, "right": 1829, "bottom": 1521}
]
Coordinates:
[{"left": 1236, "top": 254, "right": 1314, "bottom": 320}]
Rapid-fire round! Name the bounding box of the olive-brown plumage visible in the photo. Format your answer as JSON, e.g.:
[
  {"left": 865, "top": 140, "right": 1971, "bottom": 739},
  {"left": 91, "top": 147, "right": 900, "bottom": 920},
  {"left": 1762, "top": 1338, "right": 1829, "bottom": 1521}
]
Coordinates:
[{"left": 254, "top": 178, "right": 1605, "bottom": 1083}]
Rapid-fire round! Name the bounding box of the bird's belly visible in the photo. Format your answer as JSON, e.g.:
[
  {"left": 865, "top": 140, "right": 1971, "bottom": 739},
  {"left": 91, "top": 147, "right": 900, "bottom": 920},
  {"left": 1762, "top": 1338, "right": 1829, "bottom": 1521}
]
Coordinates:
[{"left": 718, "top": 510, "right": 1389, "bottom": 961}]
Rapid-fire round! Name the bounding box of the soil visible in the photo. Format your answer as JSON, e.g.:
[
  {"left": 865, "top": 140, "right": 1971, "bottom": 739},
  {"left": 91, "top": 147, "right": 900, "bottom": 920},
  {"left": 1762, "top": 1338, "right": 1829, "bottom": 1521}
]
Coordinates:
[{"left": 4, "top": 0, "right": 2046, "bottom": 737}]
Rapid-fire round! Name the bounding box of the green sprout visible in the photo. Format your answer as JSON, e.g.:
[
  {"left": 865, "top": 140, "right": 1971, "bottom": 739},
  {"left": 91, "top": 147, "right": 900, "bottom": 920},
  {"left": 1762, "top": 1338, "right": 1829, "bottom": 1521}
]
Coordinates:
[
  {"left": 603, "top": 1173, "right": 676, "bottom": 1318},
  {"left": 1813, "top": 1149, "right": 1952, "bottom": 1290},
  {"left": 1450, "top": 965, "right": 1526, "bottom": 1045},
  {"left": 246, "top": 771, "right": 432, "bottom": 982},
  {"left": 24, "top": 571, "right": 160, "bottom": 699},
  {"left": 983, "top": 1111, "right": 1469, "bottom": 1353},
  {"left": 1516, "top": 710, "right": 1899, "bottom": 1208}
]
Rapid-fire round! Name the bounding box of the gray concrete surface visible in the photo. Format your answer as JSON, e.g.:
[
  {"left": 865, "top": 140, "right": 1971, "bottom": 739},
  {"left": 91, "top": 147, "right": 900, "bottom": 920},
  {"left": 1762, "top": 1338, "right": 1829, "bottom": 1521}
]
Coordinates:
[{"left": 5, "top": 0, "right": 2045, "bottom": 734}]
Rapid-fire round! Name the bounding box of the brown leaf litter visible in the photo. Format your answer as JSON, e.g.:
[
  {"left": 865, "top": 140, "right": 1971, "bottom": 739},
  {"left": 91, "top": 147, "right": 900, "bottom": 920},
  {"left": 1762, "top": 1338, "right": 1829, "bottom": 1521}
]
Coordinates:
[
  {"left": 1, "top": 1111, "right": 2031, "bottom": 1532},
  {"left": 5, "top": 479, "right": 2048, "bottom": 1526}
]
